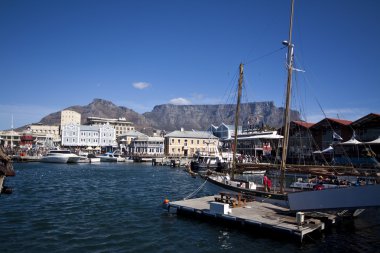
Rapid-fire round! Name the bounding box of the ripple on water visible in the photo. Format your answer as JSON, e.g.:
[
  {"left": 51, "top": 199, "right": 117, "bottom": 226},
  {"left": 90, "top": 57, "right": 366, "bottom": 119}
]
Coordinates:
[{"left": 1, "top": 163, "right": 380, "bottom": 253}]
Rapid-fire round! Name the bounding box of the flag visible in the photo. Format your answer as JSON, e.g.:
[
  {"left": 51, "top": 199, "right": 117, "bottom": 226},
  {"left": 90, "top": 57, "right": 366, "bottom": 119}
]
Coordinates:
[{"left": 333, "top": 131, "right": 343, "bottom": 142}]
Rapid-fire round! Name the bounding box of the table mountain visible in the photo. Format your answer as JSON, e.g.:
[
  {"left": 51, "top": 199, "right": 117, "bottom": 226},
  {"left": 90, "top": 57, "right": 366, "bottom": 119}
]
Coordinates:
[
  {"left": 37, "top": 98, "right": 299, "bottom": 133},
  {"left": 144, "top": 102, "right": 299, "bottom": 131}
]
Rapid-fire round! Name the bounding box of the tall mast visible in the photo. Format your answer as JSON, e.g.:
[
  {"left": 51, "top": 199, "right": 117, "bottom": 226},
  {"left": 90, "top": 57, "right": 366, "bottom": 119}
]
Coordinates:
[
  {"left": 231, "top": 63, "right": 243, "bottom": 180},
  {"left": 279, "top": 0, "right": 295, "bottom": 193},
  {"left": 11, "top": 114, "right": 14, "bottom": 150}
]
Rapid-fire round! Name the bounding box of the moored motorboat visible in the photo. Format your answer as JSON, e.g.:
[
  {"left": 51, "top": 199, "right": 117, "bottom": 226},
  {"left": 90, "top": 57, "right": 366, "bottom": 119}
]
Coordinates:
[
  {"left": 40, "top": 149, "right": 81, "bottom": 163},
  {"left": 190, "top": 154, "right": 224, "bottom": 172},
  {"left": 97, "top": 151, "right": 125, "bottom": 162}
]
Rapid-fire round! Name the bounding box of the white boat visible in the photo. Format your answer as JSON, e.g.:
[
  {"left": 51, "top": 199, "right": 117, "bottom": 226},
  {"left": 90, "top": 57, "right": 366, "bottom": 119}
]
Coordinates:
[
  {"left": 78, "top": 152, "right": 101, "bottom": 163},
  {"left": 98, "top": 151, "right": 125, "bottom": 162},
  {"left": 87, "top": 153, "right": 101, "bottom": 163},
  {"left": 242, "top": 170, "right": 266, "bottom": 175},
  {"left": 40, "top": 149, "right": 81, "bottom": 163}
]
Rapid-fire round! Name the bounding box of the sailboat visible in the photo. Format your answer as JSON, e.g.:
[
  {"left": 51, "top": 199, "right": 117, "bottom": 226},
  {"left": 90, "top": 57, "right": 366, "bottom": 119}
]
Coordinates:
[{"left": 206, "top": 0, "right": 380, "bottom": 215}]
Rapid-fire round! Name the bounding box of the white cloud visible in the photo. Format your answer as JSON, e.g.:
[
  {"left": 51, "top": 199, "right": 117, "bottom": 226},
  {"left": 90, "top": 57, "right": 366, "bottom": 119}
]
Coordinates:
[
  {"left": 169, "top": 97, "right": 192, "bottom": 105},
  {"left": 132, "top": 82, "right": 150, "bottom": 90},
  {"left": 167, "top": 94, "right": 223, "bottom": 106}
]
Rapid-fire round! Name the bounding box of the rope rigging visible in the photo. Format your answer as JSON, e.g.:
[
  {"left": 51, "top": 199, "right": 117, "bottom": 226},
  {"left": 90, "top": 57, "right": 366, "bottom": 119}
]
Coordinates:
[{"left": 183, "top": 178, "right": 208, "bottom": 200}]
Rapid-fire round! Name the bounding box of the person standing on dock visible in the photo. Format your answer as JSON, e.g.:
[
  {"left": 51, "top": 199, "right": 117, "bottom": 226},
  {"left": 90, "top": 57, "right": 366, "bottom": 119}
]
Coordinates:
[{"left": 263, "top": 174, "right": 271, "bottom": 192}]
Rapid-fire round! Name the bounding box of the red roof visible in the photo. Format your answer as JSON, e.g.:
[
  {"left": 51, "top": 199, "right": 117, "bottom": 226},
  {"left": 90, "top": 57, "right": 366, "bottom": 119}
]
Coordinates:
[
  {"left": 326, "top": 118, "right": 352, "bottom": 126},
  {"left": 352, "top": 113, "right": 380, "bottom": 126},
  {"left": 293, "top": 121, "right": 315, "bottom": 128}
]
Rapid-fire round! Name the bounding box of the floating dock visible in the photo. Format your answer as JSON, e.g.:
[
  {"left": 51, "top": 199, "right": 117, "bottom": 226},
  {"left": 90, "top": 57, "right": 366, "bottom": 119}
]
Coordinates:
[{"left": 168, "top": 195, "right": 335, "bottom": 242}]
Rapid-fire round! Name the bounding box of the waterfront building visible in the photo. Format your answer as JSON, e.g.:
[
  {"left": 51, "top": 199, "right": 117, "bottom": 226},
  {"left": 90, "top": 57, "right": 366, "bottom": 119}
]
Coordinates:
[
  {"left": 28, "top": 124, "right": 60, "bottom": 145},
  {"left": 19, "top": 134, "right": 34, "bottom": 148},
  {"left": 129, "top": 136, "right": 164, "bottom": 156},
  {"left": 60, "top": 110, "right": 81, "bottom": 126},
  {"left": 310, "top": 118, "right": 353, "bottom": 150},
  {"left": 351, "top": 113, "right": 380, "bottom": 142},
  {"left": 0, "top": 130, "right": 20, "bottom": 148},
  {"left": 117, "top": 130, "right": 147, "bottom": 154},
  {"left": 61, "top": 123, "right": 116, "bottom": 147},
  {"left": 117, "top": 130, "right": 147, "bottom": 145},
  {"left": 351, "top": 113, "right": 380, "bottom": 161},
  {"left": 164, "top": 128, "right": 219, "bottom": 157},
  {"left": 86, "top": 117, "right": 135, "bottom": 136},
  {"left": 280, "top": 121, "right": 315, "bottom": 164},
  {"left": 207, "top": 123, "right": 242, "bottom": 140},
  {"left": 233, "top": 131, "right": 283, "bottom": 159}
]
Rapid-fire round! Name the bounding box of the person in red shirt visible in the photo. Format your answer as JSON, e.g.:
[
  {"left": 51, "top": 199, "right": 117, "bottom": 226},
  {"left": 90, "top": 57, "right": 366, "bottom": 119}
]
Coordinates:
[{"left": 263, "top": 174, "right": 271, "bottom": 192}]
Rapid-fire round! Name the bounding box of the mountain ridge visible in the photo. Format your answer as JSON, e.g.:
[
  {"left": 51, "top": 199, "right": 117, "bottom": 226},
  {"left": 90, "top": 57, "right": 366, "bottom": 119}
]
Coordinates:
[{"left": 37, "top": 98, "right": 300, "bottom": 134}]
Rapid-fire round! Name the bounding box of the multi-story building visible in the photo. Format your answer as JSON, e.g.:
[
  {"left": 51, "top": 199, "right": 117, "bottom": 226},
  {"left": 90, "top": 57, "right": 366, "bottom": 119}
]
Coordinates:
[
  {"left": 28, "top": 124, "right": 60, "bottom": 145},
  {"left": 61, "top": 123, "right": 116, "bottom": 147},
  {"left": 351, "top": 113, "right": 380, "bottom": 142},
  {"left": 86, "top": 117, "right": 135, "bottom": 136},
  {"left": 117, "top": 130, "right": 147, "bottom": 154},
  {"left": 61, "top": 110, "right": 81, "bottom": 126},
  {"left": 0, "top": 130, "right": 21, "bottom": 147},
  {"left": 129, "top": 136, "right": 164, "bottom": 156},
  {"left": 164, "top": 128, "right": 219, "bottom": 157},
  {"left": 310, "top": 118, "right": 353, "bottom": 150},
  {"left": 117, "top": 130, "right": 147, "bottom": 145}
]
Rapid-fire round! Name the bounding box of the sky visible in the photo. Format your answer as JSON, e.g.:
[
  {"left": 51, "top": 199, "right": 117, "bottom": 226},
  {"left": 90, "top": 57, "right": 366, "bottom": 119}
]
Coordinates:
[{"left": 0, "top": 0, "right": 379, "bottom": 130}]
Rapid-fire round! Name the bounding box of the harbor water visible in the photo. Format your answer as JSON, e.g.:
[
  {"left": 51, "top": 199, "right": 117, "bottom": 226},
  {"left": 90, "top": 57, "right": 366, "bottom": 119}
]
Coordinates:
[{"left": 1, "top": 163, "right": 380, "bottom": 253}]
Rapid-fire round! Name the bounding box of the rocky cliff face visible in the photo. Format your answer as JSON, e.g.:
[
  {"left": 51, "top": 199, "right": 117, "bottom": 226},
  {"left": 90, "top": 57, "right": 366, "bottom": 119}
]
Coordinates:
[
  {"left": 143, "top": 102, "right": 300, "bottom": 131},
  {"left": 39, "top": 99, "right": 152, "bottom": 129},
  {"left": 37, "top": 98, "right": 299, "bottom": 132}
]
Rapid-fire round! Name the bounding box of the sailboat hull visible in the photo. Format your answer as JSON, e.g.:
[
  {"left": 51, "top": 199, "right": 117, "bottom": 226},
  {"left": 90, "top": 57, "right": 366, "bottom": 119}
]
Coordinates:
[
  {"left": 288, "top": 184, "right": 380, "bottom": 211},
  {"left": 207, "top": 176, "right": 288, "bottom": 207}
]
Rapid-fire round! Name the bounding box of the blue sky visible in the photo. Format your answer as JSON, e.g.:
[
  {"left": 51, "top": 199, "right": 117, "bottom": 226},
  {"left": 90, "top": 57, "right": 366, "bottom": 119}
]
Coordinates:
[{"left": 0, "top": 0, "right": 379, "bottom": 130}]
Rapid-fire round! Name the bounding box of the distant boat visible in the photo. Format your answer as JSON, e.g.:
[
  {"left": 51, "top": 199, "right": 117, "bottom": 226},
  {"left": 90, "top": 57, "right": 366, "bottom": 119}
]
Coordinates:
[
  {"left": 87, "top": 153, "right": 101, "bottom": 163},
  {"left": 77, "top": 153, "right": 101, "bottom": 163},
  {"left": 242, "top": 170, "right": 266, "bottom": 175},
  {"left": 40, "top": 149, "right": 81, "bottom": 163},
  {"left": 97, "top": 151, "right": 125, "bottom": 162},
  {"left": 190, "top": 153, "right": 224, "bottom": 172}
]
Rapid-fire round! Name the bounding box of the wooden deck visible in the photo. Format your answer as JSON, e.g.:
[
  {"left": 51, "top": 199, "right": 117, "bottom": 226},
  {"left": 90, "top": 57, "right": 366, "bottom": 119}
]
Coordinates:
[{"left": 169, "top": 195, "right": 331, "bottom": 242}]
